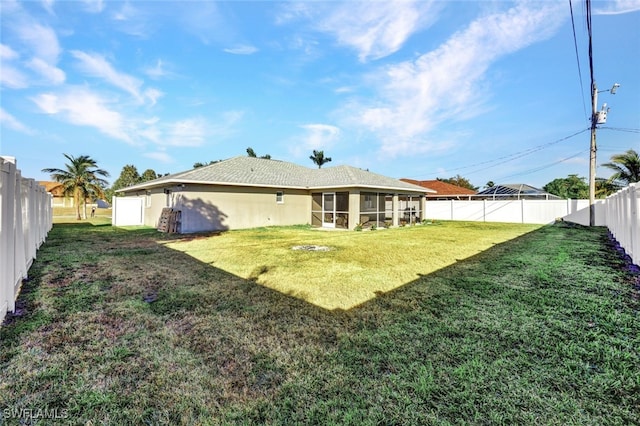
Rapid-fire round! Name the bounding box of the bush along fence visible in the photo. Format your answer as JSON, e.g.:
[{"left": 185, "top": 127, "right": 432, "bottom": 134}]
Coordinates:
[{"left": 0, "top": 156, "right": 52, "bottom": 324}]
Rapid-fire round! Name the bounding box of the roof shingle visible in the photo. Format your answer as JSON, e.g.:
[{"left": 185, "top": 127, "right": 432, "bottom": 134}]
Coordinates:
[{"left": 120, "top": 157, "right": 429, "bottom": 193}]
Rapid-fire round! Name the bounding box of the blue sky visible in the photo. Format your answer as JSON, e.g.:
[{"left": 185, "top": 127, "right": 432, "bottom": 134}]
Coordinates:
[{"left": 1, "top": 0, "right": 639, "bottom": 189}]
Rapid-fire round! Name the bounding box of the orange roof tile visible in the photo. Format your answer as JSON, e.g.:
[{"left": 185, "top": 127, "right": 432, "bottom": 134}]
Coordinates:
[{"left": 400, "top": 179, "right": 476, "bottom": 197}]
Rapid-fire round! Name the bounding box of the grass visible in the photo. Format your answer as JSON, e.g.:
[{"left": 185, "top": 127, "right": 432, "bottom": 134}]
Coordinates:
[
  {"left": 164, "top": 222, "right": 542, "bottom": 310},
  {"left": 1, "top": 221, "right": 639, "bottom": 425}
]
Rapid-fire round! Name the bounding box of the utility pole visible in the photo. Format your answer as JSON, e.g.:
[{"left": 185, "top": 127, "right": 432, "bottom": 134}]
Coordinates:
[{"left": 589, "top": 82, "right": 619, "bottom": 226}]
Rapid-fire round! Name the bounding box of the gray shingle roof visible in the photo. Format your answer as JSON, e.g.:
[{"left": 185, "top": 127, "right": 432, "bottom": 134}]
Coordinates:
[{"left": 119, "top": 156, "right": 429, "bottom": 193}]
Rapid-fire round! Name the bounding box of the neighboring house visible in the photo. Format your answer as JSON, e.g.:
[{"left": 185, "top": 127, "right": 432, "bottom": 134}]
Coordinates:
[
  {"left": 474, "top": 184, "right": 561, "bottom": 200},
  {"left": 38, "top": 181, "right": 72, "bottom": 207},
  {"left": 401, "top": 179, "right": 476, "bottom": 200},
  {"left": 116, "top": 156, "right": 433, "bottom": 232},
  {"left": 38, "top": 181, "right": 110, "bottom": 208}
]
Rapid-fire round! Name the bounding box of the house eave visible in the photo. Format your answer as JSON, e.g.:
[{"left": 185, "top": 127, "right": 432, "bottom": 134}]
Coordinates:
[
  {"left": 117, "top": 179, "right": 309, "bottom": 193},
  {"left": 307, "top": 184, "right": 435, "bottom": 194}
]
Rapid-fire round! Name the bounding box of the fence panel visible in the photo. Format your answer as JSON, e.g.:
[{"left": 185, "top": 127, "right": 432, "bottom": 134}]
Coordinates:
[
  {"left": 605, "top": 183, "right": 639, "bottom": 265},
  {"left": 0, "top": 157, "right": 52, "bottom": 324},
  {"left": 425, "top": 189, "right": 638, "bottom": 266}
]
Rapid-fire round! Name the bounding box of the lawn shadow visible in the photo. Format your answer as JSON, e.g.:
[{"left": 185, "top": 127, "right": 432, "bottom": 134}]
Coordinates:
[{"left": 3, "top": 221, "right": 635, "bottom": 424}]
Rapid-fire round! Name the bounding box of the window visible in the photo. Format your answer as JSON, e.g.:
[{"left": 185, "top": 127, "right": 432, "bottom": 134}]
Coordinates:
[
  {"left": 276, "top": 191, "right": 284, "bottom": 204},
  {"left": 145, "top": 191, "right": 151, "bottom": 208}
]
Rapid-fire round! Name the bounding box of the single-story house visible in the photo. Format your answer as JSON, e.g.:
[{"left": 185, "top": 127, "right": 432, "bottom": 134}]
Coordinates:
[
  {"left": 115, "top": 156, "right": 433, "bottom": 232},
  {"left": 38, "top": 181, "right": 71, "bottom": 207},
  {"left": 401, "top": 179, "right": 476, "bottom": 200}
]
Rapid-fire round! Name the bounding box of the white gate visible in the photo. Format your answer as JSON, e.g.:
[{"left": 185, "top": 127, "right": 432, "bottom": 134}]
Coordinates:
[{"left": 112, "top": 196, "right": 144, "bottom": 226}]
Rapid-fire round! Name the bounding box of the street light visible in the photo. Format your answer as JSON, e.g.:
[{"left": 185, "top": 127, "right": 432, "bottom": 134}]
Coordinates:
[{"left": 589, "top": 82, "right": 619, "bottom": 226}]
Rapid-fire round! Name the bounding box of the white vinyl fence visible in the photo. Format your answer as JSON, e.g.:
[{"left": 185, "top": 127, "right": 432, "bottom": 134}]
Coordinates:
[
  {"left": 425, "top": 187, "right": 639, "bottom": 265},
  {"left": 604, "top": 183, "right": 639, "bottom": 265},
  {"left": 425, "top": 199, "right": 603, "bottom": 225},
  {"left": 0, "top": 157, "right": 52, "bottom": 324}
]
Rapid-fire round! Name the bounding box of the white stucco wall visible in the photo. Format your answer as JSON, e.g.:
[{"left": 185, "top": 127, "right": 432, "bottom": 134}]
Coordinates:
[{"left": 128, "top": 184, "right": 310, "bottom": 232}]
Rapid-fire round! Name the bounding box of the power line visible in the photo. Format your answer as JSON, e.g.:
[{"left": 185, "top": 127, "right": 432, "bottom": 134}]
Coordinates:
[
  {"left": 586, "top": 0, "right": 595, "bottom": 92},
  {"left": 404, "top": 128, "right": 589, "bottom": 179},
  {"left": 493, "top": 150, "right": 588, "bottom": 181},
  {"left": 600, "top": 127, "right": 640, "bottom": 134},
  {"left": 569, "top": 0, "right": 589, "bottom": 122}
]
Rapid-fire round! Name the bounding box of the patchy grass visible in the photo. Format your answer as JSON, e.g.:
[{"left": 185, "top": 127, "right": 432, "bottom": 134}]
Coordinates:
[
  {"left": 52, "top": 207, "right": 112, "bottom": 224},
  {"left": 1, "top": 222, "right": 638, "bottom": 425},
  {"left": 164, "top": 222, "right": 541, "bottom": 309}
]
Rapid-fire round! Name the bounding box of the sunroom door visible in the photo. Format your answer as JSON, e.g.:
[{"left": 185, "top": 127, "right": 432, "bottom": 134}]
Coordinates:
[{"left": 322, "top": 192, "right": 336, "bottom": 228}]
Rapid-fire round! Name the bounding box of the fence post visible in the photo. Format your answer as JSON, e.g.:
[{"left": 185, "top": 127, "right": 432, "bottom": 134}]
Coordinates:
[
  {"left": 1, "top": 157, "right": 17, "bottom": 314},
  {"left": 13, "top": 171, "right": 27, "bottom": 302},
  {"left": 0, "top": 158, "right": 9, "bottom": 319},
  {"left": 630, "top": 184, "right": 639, "bottom": 265}
]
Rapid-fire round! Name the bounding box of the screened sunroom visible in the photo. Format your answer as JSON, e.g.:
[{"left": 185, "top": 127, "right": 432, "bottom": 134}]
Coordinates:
[{"left": 311, "top": 190, "right": 426, "bottom": 230}]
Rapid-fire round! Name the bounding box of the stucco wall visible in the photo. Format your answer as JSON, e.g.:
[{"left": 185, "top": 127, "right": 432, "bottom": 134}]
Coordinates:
[{"left": 136, "top": 185, "right": 310, "bottom": 232}]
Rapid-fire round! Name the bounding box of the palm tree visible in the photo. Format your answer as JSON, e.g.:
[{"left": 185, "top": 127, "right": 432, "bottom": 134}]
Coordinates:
[
  {"left": 43, "top": 154, "right": 110, "bottom": 220},
  {"left": 309, "top": 150, "right": 332, "bottom": 169},
  {"left": 602, "top": 149, "right": 640, "bottom": 186}
]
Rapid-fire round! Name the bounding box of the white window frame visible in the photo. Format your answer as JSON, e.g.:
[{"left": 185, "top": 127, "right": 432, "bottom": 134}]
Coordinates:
[{"left": 276, "top": 191, "right": 284, "bottom": 204}]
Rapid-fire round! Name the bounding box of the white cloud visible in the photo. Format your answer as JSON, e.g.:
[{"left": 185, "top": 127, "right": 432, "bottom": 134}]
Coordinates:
[
  {"left": 71, "top": 50, "right": 143, "bottom": 100},
  {"left": 144, "top": 88, "right": 164, "bottom": 106},
  {"left": 144, "top": 151, "right": 174, "bottom": 163},
  {"left": 594, "top": 0, "right": 640, "bottom": 14},
  {"left": 0, "top": 44, "right": 19, "bottom": 60},
  {"left": 165, "top": 118, "right": 207, "bottom": 147},
  {"left": 136, "top": 110, "right": 243, "bottom": 148},
  {"left": 178, "top": 2, "right": 227, "bottom": 45},
  {"left": 0, "top": 108, "right": 34, "bottom": 134},
  {"left": 301, "top": 124, "right": 340, "bottom": 147},
  {"left": 291, "top": 124, "right": 341, "bottom": 157},
  {"left": 26, "top": 57, "right": 66, "bottom": 85},
  {"left": 319, "top": 1, "right": 438, "bottom": 61},
  {"left": 344, "top": 2, "right": 566, "bottom": 157},
  {"left": 0, "top": 44, "right": 28, "bottom": 88},
  {"left": 15, "top": 22, "right": 61, "bottom": 64},
  {"left": 0, "top": 7, "right": 63, "bottom": 89},
  {"left": 42, "top": 0, "right": 55, "bottom": 14},
  {"left": 81, "top": 0, "right": 104, "bottom": 14},
  {"left": 0, "top": 64, "right": 29, "bottom": 89},
  {"left": 334, "top": 86, "right": 354, "bottom": 94},
  {"left": 71, "top": 50, "right": 160, "bottom": 106},
  {"left": 111, "top": 2, "right": 156, "bottom": 37},
  {"left": 143, "top": 59, "right": 174, "bottom": 80},
  {"left": 31, "top": 87, "right": 133, "bottom": 143},
  {"left": 275, "top": 2, "right": 313, "bottom": 25},
  {"left": 223, "top": 45, "right": 259, "bottom": 55}
]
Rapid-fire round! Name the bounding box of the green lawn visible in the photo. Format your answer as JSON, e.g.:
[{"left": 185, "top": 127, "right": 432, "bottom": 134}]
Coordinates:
[
  {"left": 164, "top": 222, "right": 542, "bottom": 310},
  {"left": 1, "top": 221, "right": 638, "bottom": 425}
]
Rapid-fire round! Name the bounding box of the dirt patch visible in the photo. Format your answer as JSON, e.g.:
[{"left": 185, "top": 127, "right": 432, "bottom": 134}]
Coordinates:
[{"left": 292, "top": 245, "right": 331, "bottom": 251}]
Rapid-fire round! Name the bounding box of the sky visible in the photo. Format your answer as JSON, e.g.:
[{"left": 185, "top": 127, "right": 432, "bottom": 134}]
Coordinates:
[{"left": 1, "top": 0, "right": 639, "bottom": 190}]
